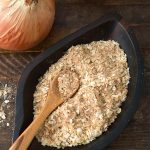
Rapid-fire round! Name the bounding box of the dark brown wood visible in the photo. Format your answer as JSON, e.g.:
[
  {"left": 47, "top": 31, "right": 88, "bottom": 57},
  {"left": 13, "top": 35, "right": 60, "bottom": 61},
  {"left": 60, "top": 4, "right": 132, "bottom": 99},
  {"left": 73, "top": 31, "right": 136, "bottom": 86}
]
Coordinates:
[
  {"left": 57, "top": 0, "right": 150, "bottom": 5},
  {"left": 0, "top": 0, "right": 149, "bottom": 150}
]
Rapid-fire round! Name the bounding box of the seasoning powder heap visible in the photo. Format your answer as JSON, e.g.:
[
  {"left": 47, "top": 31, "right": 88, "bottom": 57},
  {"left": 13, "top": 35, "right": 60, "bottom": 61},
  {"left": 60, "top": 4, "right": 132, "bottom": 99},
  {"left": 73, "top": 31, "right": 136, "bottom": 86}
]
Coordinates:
[{"left": 33, "top": 40, "right": 130, "bottom": 148}]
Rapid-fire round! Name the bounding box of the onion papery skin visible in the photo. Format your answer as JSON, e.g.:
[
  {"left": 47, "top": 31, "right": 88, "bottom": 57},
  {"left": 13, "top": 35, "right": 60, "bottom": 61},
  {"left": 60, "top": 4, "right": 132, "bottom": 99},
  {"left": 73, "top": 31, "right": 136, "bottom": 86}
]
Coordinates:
[{"left": 0, "top": 0, "right": 55, "bottom": 51}]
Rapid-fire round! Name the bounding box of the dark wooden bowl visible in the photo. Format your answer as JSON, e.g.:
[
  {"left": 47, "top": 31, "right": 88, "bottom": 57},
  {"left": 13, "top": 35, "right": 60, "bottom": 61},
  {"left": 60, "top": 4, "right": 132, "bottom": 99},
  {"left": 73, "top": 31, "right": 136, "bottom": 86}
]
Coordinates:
[{"left": 13, "top": 13, "right": 144, "bottom": 150}]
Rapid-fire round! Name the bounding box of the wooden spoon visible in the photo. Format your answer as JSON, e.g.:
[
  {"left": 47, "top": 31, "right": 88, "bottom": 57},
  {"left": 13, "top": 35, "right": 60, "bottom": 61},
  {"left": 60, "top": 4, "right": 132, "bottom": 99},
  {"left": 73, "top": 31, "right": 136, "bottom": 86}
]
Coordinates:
[{"left": 10, "top": 69, "right": 80, "bottom": 150}]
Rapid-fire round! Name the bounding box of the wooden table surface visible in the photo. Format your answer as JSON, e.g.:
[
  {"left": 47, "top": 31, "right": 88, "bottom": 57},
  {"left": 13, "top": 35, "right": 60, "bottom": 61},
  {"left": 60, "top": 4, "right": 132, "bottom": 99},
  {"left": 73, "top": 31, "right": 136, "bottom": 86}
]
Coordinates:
[{"left": 0, "top": 0, "right": 150, "bottom": 150}]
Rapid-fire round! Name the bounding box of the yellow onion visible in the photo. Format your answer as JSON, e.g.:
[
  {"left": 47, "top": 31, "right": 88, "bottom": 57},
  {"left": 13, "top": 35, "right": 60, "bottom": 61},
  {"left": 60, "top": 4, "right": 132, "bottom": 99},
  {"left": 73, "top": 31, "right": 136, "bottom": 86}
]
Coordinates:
[{"left": 0, "top": 0, "right": 55, "bottom": 50}]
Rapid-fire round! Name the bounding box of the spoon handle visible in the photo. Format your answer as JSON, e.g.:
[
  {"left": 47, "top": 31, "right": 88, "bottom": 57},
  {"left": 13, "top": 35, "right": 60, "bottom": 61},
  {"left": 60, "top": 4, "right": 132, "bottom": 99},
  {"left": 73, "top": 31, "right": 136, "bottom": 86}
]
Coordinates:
[{"left": 9, "top": 96, "right": 62, "bottom": 150}]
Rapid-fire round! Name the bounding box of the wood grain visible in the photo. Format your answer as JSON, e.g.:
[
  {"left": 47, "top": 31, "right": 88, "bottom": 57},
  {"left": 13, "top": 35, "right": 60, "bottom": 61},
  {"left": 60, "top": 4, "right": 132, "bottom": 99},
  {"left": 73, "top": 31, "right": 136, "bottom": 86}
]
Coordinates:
[
  {"left": 57, "top": 0, "right": 150, "bottom": 5},
  {"left": 0, "top": 0, "right": 149, "bottom": 150},
  {"left": 0, "top": 53, "right": 39, "bottom": 77}
]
